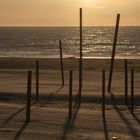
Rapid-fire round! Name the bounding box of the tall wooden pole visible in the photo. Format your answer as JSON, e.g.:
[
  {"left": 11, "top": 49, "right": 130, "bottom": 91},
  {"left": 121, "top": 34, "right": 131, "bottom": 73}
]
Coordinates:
[
  {"left": 79, "top": 8, "right": 83, "bottom": 105},
  {"left": 59, "top": 40, "right": 64, "bottom": 86},
  {"left": 108, "top": 14, "right": 120, "bottom": 92}
]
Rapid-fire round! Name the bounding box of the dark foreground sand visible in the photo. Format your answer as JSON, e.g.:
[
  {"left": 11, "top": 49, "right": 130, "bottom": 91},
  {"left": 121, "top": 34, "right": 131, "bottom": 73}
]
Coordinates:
[{"left": 0, "top": 57, "right": 140, "bottom": 140}]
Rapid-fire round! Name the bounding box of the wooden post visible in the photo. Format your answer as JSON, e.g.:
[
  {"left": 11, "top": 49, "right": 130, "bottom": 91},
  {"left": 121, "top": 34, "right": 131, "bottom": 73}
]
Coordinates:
[
  {"left": 26, "top": 71, "right": 32, "bottom": 123},
  {"left": 79, "top": 8, "right": 83, "bottom": 105},
  {"left": 59, "top": 40, "right": 64, "bottom": 86},
  {"left": 102, "top": 70, "right": 105, "bottom": 116},
  {"left": 69, "top": 70, "right": 73, "bottom": 119},
  {"left": 131, "top": 69, "right": 134, "bottom": 114},
  {"left": 108, "top": 14, "right": 120, "bottom": 92},
  {"left": 36, "top": 60, "right": 39, "bottom": 102},
  {"left": 124, "top": 59, "right": 128, "bottom": 106}
]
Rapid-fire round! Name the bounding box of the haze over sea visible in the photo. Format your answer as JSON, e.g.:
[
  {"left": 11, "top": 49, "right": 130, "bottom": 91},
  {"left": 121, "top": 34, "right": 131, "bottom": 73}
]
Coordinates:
[{"left": 0, "top": 26, "right": 140, "bottom": 59}]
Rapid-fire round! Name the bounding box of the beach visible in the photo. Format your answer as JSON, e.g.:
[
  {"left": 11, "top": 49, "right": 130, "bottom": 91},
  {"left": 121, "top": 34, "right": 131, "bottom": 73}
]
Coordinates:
[
  {"left": 0, "top": 0, "right": 139, "bottom": 139},
  {"left": 0, "top": 57, "right": 140, "bottom": 140}
]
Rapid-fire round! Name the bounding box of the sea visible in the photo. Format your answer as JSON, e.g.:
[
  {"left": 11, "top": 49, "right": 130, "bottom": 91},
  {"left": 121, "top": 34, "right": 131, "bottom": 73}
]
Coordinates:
[{"left": 0, "top": 26, "right": 140, "bottom": 59}]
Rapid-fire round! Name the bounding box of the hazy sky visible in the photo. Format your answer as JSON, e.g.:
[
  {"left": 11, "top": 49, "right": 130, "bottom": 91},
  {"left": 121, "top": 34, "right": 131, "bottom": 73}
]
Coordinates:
[{"left": 0, "top": 0, "right": 139, "bottom": 26}]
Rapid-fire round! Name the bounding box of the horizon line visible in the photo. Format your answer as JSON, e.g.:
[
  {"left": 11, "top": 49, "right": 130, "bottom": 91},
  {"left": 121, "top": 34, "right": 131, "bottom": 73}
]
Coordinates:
[{"left": 0, "top": 25, "right": 140, "bottom": 27}]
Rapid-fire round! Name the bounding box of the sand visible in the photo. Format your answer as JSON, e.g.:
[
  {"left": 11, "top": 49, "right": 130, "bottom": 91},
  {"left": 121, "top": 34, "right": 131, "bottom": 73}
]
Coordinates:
[{"left": 0, "top": 57, "right": 140, "bottom": 140}]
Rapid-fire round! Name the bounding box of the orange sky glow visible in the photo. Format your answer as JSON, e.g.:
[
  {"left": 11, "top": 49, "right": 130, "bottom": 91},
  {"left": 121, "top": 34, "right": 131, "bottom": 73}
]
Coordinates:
[{"left": 0, "top": 0, "right": 139, "bottom": 26}]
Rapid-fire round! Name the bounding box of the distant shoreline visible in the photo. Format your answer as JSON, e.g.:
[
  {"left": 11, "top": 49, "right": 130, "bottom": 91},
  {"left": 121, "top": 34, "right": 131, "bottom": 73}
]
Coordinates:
[
  {"left": 0, "top": 56, "right": 140, "bottom": 59},
  {"left": 0, "top": 57, "right": 139, "bottom": 71}
]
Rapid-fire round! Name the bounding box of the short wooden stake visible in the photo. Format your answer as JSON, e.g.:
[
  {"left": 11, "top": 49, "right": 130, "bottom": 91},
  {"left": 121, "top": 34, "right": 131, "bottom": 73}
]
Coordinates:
[
  {"left": 59, "top": 40, "right": 64, "bottom": 86},
  {"left": 102, "top": 70, "right": 105, "bottom": 116},
  {"left": 131, "top": 69, "right": 134, "bottom": 114},
  {"left": 69, "top": 70, "right": 73, "bottom": 119},
  {"left": 36, "top": 60, "right": 39, "bottom": 102},
  {"left": 124, "top": 59, "right": 128, "bottom": 106},
  {"left": 26, "top": 71, "right": 32, "bottom": 123}
]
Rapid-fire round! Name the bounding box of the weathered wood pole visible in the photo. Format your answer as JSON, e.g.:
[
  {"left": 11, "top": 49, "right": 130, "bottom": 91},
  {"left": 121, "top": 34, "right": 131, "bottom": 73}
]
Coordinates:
[
  {"left": 124, "top": 59, "right": 128, "bottom": 106},
  {"left": 79, "top": 8, "right": 83, "bottom": 104},
  {"left": 26, "top": 71, "right": 32, "bottom": 123},
  {"left": 131, "top": 69, "right": 134, "bottom": 114},
  {"left": 69, "top": 70, "right": 73, "bottom": 119},
  {"left": 108, "top": 14, "right": 120, "bottom": 92},
  {"left": 59, "top": 40, "right": 64, "bottom": 86},
  {"left": 102, "top": 70, "right": 106, "bottom": 116},
  {"left": 36, "top": 60, "right": 39, "bottom": 102}
]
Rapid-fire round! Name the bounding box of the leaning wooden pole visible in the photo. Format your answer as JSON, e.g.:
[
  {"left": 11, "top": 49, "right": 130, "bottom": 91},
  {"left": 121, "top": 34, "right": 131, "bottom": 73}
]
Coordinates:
[
  {"left": 79, "top": 8, "right": 83, "bottom": 105},
  {"left": 108, "top": 14, "right": 120, "bottom": 92},
  {"left": 59, "top": 40, "right": 64, "bottom": 86}
]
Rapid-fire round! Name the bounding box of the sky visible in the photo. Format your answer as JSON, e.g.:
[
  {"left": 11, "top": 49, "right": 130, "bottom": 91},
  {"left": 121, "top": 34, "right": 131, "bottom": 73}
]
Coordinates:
[{"left": 0, "top": 0, "right": 139, "bottom": 26}]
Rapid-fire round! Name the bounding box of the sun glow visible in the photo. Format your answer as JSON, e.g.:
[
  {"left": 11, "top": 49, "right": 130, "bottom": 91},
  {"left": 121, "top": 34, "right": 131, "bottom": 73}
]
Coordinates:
[
  {"left": 0, "top": 0, "right": 139, "bottom": 26},
  {"left": 82, "top": 0, "right": 95, "bottom": 5},
  {"left": 81, "top": 0, "right": 104, "bottom": 8}
]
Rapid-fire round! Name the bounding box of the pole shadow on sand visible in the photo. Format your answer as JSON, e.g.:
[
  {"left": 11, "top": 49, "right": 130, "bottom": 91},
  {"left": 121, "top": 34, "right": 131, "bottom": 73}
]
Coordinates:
[
  {"left": 102, "top": 112, "right": 109, "bottom": 140},
  {"left": 109, "top": 92, "right": 140, "bottom": 138},
  {"left": 37, "top": 85, "right": 64, "bottom": 107},
  {"left": 13, "top": 122, "right": 29, "bottom": 140},
  {"left": 61, "top": 93, "right": 80, "bottom": 140},
  {"left": 1, "top": 107, "right": 25, "bottom": 126}
]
